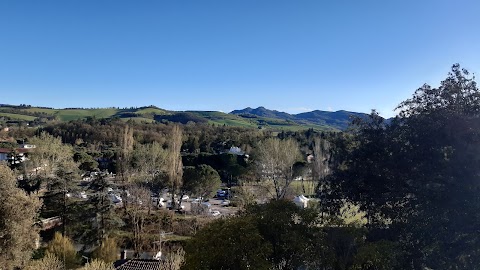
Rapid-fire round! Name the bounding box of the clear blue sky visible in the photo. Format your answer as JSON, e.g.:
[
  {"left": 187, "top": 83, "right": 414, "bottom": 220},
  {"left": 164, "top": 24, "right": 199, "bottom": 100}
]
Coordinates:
[{"left": 1, "top": 0, "right": 479, "bottom": 117}]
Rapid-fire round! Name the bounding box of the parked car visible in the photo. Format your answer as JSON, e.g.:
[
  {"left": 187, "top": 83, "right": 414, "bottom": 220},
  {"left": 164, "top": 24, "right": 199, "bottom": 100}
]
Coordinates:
[
  {"left": 192, "top": 197, "right": 204, "bottom": 203},
  {"left": 221, "top": 200, "right": 230, "bottom": 206},
  {"left": 109, "top": 193, "right": 122, "bottom": 203},
  {"left": 210, "top": 210, "right": 221, "bottom": 217},
  {"left": 216, "top": 189, "right": 226, "bottom": 198},
  {"left": 77, "top": 191, "right": 88, "bottom": 199}
]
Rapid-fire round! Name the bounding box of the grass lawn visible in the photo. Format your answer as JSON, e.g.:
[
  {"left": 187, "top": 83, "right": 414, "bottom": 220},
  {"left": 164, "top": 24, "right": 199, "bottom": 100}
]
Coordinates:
[
  {"left": 135, "top": 107, "right": 169, "bottom": 115},
  {"left": 56, "top": 108, "right": 118, "bottom": 121},
  {"left": 290, "top": 180, "right": 317, "bottom": 196},
  {"left": 24, "top": 108, "right": 58, "bottom": 115},
  {"left": 210, "top": 118, "right": 258, "bottom": 128}
]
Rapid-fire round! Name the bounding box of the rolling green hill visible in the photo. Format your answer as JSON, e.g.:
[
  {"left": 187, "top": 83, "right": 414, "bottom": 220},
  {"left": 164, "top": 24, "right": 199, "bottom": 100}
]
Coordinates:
[
  {"left": 0, "top": 104, "right": 364, "bottom": 131},
  {"left": 0, "top": 105, "right": 167, "bottom": 121},
  {"left": 0, "top": 112, "right": 37, "bottom": 121}
]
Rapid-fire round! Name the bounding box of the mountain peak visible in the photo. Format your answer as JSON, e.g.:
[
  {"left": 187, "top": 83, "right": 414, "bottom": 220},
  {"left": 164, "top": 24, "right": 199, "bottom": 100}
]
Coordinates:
[{"left": 230, "top": 106, "right": 370, "bottom": 130}]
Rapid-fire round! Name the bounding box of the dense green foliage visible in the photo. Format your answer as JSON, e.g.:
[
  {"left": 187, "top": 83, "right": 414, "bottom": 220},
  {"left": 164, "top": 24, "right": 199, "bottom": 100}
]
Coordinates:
[
  {"left": 184, "top": 201, "right": 325, "bottom": 270},
  {"left": 325, "top": 64, "right": 480, "bottom": 268},
  {"left": 186, "top": 200, "right": 401, "bottom": 269},
  {"left": 184, "top": 217, "right": 272, "bottom": 270},
  {"left": 182, "top": 165, "right": 221, "bottom": 198}
]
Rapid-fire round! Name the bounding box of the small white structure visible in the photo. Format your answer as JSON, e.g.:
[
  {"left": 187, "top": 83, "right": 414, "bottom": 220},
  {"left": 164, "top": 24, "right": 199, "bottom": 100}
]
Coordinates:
[
  {"left": 293, "top": 195, "right": 310, "bottom": 209},
  {"left": 153, "top": 251, "right": 162, "bottom": 260},
  {"left": 20, "top": 144, "right": 36, "bottom": 149},
  {"left": 109, "top": 193, "right": 122, "bottom": 203},
  {"left": 228, "top": 146, "right": 244, "bottom": 155}
]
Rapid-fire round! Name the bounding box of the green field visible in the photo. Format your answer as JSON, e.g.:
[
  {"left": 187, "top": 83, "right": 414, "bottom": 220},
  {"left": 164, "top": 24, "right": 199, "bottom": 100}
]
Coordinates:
[
  {"left": 0, "top": 107, "right": 119, "bottom": 121},
  {"left": 0, "top": 112, "right": 37, "bottom": 121},
  {"left": 55, "top": 108, "right": 118, "bottom": 121},
  {"left": 23, "top": 108, "right": 58, "bottom": 115},
  {"left": 208, "top": 118, "right": 259, "bottom": 128},
  {"left": 134, "top": 107, "right": 169, "bottom": 115}
]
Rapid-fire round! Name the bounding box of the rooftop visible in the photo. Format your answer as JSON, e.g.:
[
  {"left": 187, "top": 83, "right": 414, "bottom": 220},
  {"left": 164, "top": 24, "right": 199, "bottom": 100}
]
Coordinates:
[
  {"left": 115, "top": 259, "right": 162, "bottom": 270},
  {"left": 0, "top": 148, "right": 32, "bottom": 154}
]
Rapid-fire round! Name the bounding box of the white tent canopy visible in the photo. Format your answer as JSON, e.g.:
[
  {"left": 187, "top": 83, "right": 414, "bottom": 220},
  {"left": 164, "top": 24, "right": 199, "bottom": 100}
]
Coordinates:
[{"left": 293, "top": 195, "right": 310, "bottom": 208}]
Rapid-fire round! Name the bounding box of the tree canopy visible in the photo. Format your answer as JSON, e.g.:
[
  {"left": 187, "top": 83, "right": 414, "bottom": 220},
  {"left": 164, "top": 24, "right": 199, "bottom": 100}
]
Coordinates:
[
  {"left": 0, "top": 164, "right": 41, "bottom": 269},
  {"left": 255, "top": 138, "right": 302, "bottom": 199},
  {"left": 326, "top": 64, "right": 480, "bottom": 268},
  {"left": 182, "top": 164, "right": 221, "bottom": 198}
]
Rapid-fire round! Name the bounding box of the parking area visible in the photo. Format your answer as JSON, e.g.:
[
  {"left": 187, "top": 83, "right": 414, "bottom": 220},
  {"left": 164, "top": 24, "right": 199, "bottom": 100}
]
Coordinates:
[{"left": 72, "top": 176, "right": 240, "bottom": 218}]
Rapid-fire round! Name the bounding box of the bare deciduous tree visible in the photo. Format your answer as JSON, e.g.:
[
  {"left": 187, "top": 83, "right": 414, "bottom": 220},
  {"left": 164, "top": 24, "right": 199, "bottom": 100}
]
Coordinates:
[
  {"left": 25, "top": 253, "right": 64, "bottom": 270},
  {"left": 117, "top": 125, "right": 134, "bottom": 210},
  {"left": 131, "top": 141, "right": 168, "bottom": 184},
  {"left": 80, "top": 259, "right": 115, "bottom": 270},
  {"left": 256, "top": 138, "right": 301, "bottom": 199},
  {"left": 128, "top": 186, "right": 151, "bottom": 256},
  {"left": 312, "top": 137, "right": 330, "bottom": 196},
  {"left": 167, "top": 125, "right": 183, "bottom": 209},
  {"left": 161, "top": 248, "right": 185, "bottom": 270},
  {"left": 28, "top": 132, "right": 77, "bottom": 179}
]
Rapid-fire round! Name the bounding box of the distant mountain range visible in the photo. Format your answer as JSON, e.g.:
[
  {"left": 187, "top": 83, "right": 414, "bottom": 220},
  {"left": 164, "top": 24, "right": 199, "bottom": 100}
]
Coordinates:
[
  {"left": 0, "top": 104, "right": 371, "bottom": 131},
  {"left": 230, "top": 107, "right": 369, "bottom": 130}
]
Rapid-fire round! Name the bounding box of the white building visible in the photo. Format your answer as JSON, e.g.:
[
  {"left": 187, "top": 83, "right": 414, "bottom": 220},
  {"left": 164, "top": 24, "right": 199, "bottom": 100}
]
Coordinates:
[{"left": 0, "top": 147, "right": 32, "bottom": 164}]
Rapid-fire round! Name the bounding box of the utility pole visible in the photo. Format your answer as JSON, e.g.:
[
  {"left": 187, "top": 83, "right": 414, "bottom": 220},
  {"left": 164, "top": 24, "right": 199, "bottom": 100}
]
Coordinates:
[
  {"left": 63, "top": 176, "right": 67, "bottom": 236},
  {"left": 154, "top": 230, "right": 173, "bottom": 260},
  {"left": 63, "top": 176, "right": 67, "bottom": 270}
]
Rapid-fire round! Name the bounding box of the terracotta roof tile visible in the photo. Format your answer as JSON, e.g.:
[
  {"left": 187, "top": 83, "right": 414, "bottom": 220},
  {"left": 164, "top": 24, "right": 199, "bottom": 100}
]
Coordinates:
[
  {"left": 0, "top": 148, "right": 32, "bottom": 153},
  {"left": 115, "top": 259, "right": 162, "bottom": 270}
]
